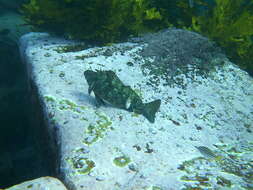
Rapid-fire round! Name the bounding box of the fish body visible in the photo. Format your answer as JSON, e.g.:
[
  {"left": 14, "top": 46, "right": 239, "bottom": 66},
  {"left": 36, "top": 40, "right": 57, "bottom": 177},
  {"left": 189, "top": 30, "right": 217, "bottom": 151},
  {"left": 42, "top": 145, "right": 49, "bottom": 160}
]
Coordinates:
[
  {"left": 84, "top": 70, "right": 161, "bottom": 123},
  {"left": 195, "top": 146, "right": 222, "bottom": 161}
]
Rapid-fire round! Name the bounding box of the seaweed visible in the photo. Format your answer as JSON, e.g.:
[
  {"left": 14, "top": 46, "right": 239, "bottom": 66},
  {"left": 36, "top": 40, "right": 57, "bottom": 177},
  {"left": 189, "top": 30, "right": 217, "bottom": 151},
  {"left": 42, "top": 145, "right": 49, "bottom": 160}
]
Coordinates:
[
  {"left": 151, "top": 0, "right": 253, "bottom": 75},
  {"left": 190, "top": 0, "right": 253, "bottom": 75},
  {"left": 21, "top": 0, "right": 165, "bottom": 43}
]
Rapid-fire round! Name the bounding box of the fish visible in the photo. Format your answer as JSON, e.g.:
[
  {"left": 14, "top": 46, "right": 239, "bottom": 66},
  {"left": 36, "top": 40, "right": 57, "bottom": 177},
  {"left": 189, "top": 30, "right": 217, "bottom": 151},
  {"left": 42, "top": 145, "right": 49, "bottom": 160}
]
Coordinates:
[
  {"left": 84, "top": 70, "right": 161, "bottom": 123},
  {"left": 195, "top": 146, "right": 222, "bottom": 161}
]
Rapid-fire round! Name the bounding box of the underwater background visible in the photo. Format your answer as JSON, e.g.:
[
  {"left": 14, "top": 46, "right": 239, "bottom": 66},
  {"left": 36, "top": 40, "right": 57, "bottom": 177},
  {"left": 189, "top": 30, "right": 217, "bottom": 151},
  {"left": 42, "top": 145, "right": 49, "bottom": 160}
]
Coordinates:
[{"left": 0, "top": 0, "right": 252, "bottom": 188}]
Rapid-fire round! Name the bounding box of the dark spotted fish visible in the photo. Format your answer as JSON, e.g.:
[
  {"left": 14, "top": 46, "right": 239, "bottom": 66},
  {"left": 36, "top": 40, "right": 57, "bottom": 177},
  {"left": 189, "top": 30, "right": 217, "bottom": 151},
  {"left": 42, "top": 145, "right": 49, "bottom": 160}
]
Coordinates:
[{"left": 84, "top": 70, "right": 161, "bottom": 123}]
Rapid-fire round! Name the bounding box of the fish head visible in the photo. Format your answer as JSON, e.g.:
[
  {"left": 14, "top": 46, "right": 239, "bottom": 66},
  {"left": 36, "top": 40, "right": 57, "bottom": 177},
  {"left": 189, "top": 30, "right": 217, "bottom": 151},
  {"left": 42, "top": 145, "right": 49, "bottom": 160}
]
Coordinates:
[{"left": 84, "top": 70, "right": 98, "bottom": 85}]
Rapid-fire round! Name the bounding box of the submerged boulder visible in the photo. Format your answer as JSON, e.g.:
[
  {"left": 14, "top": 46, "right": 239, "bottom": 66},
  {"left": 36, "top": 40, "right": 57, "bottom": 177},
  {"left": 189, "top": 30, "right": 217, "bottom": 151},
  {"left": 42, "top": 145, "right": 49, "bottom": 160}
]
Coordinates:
[
  {"left": 19, "top": 29, "right": 253, "bottom": 190},
  {"left": 5, "top": 177, "right": 67, "bottom": 190}
]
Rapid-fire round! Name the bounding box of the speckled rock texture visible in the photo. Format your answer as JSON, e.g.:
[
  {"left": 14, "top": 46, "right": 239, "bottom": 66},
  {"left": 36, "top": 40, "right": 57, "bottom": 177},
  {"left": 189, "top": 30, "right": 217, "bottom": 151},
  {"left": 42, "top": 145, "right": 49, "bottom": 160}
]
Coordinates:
[
  {"left": 19, "top": 29, "right": 253, "bottom": 190},
  {"left": 5, "top": 176, "right": 68, "bottom": 190}
]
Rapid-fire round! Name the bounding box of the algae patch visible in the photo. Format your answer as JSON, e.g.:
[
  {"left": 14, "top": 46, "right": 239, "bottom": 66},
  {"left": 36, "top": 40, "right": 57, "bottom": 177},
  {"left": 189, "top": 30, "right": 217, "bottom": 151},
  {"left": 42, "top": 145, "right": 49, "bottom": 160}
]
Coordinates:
[
  {"left": 113, "top": 155, "right": 131, "bottom": 167},
  {"left": 59, "top": 99, "right": 86, "bottom": 113},
  {"left": 54, "top": 44, "right": 88, "bottom": 53},
  {"left": 151, "top": 186, "right": 163, "bottom": 190},
  {"left": 83, "top": 111, "right": 112, "bottom": 145},
  {"left": 178, "top": 142, "right": 253, "bottom": 189},
  {"left": 44, "top": 95, "right": 56, "bottom": 103},
  {"left": 67, "top": 156, "right": 95, "bottom": 175}
]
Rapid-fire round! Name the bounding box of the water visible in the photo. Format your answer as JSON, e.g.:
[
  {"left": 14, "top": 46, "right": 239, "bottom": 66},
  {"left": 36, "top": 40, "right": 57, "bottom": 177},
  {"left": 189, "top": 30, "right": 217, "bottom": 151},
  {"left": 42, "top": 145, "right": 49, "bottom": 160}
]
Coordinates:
[
  {"left": 0, "top": 0, "right": 252, "bottom": 189},
  {"left": 0, "top": 2, "right": 54, "bottom": 187}
]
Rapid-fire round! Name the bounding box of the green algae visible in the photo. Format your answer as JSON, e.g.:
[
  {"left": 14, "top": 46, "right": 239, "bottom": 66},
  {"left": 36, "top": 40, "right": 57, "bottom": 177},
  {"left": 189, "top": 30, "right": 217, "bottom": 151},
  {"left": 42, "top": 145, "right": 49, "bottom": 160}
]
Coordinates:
[
  {"left": 68, "top": 157, "right": 95, "bottom": 175},
  {"left": 181, "top": 186, "right": 203, "bottom": 190},
  {"left": 45, "top": 96, "right": 87, "bottom": 115},
  {"left": 190, "top": 0, "right": 253, "bottom": 74},
  {"left": 74, "top": 47, "right": 118, "bottom": 60},
  {"left": 22, "top": 0, "right": 164, "bottom": 43},
  {"left": 78, "top": 159, "right": 95, "bottom": 174},
  {"left": 216, "top": 176, "right": 232, "bottom": 187},
  {"left": 181, "top": 175, "right": 211, "bottom": 188},
  {"left": 83, "top": 112, "right": 112, "bottom": 145},
  {"left": 59, "top": 99, "right": 86, "bottom": 113},
  {"left": 44, "top": 95, "right": 112, "bottom": 145},
  {"left": 44, "top": 95, "right": 55, "bottom": 103},
  {"left": 75, "top": 55, "right": 91, "bottom": 60},
  {"left": 44, "top": 95, "right": 58, "bottom": 124},
  {"left": 59, "top": 99, "right": 76, "bottom": 109},
  {"left": 54, "top": 44, "right": 88, "bottom": 53},
  {"left": 179, "top": 142, "right": 253, "bottom": 189},
  {"left": 113, "top": 155, "right": 131, "bottom": 167},
  {"left": 27, "top": 184, "right": 33, "bottom": 188},
  {"left": 151, "top": 186, "right": 163, "bottom": 190},
  {"left": 44, "top": 96, "right": 93, "bottom": 125},
  {"left": 131, "top": 112, "right": 140, "bottom": 118}
]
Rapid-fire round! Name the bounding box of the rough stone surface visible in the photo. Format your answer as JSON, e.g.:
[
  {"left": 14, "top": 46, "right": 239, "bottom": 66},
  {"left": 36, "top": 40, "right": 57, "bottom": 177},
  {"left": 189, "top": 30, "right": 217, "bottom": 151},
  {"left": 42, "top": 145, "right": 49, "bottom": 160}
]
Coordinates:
[
  {"left": 5, "top": 176, "right": 68, "bottom": 190},
  {"left": 19, "top": 30, "right": 253, "bottom": 190}
]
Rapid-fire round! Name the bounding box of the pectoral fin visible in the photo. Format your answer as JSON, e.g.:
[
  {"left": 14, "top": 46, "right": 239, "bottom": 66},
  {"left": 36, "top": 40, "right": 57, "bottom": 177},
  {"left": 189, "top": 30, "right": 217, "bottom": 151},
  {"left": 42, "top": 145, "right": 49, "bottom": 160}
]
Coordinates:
[
  {"left": 88, "top": 81, "right": 96, "bottom": 95},
  {"left": 125, "top": 97, "right": 132, "bottom": 110}
]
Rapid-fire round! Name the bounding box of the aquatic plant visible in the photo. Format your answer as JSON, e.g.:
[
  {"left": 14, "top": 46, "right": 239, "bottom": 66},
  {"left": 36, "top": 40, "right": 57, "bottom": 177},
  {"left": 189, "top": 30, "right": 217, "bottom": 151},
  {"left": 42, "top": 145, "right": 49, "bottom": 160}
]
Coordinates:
[
  {"left": 22, "top": 0, "right": 253, "bottom": 73},
  {"left": 148, "top": 0, "right": 214, "bottom": 28},
  {"left": 190, "top": 0, "right": 253, "bottom": 74},
  {"left": 21, "top": 0, "right": 164, "bottom": 43},
  {"left": 151, "top": 0, "right": 253, "bottom": 75}
]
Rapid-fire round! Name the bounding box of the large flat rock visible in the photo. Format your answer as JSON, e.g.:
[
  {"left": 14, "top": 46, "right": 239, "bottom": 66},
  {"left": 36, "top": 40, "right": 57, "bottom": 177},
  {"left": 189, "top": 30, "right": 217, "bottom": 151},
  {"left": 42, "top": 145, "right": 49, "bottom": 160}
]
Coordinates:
[{"left": 19, "top": 30, "right": 253, "bottom": 190}]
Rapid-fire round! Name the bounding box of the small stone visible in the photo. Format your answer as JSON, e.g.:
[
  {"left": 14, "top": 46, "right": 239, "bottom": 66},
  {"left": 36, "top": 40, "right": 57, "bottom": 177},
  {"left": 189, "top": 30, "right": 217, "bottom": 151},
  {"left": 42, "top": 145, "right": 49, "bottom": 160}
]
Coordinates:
[
  {"left": 59, "top": 72, "right": 65, "bottom": 78},
  {"left": 246, "top": 129, "right": 252, "bottom": 133},
  {"left": 72, "top": 114, "right": 79, "bottom": 119},
  {"left": 126, "top": 62, "right": 134, "bottom": 66},
  {"left": 96, "top": 176, "right": 105, "bottom": 181},
  {"left": 128, "top": 163, "right": 138, "bottom": 172},
  {"left": 149, "top": 128, "right": 157, "bottom": 134},
  {"left": 75, "top": 107, "right": 82, "bottom": 113},
  {"left": 44, "top": 52, "right": 51, "bottom": 57},
  {"left": 195, "top": 125, "right": 202, "bottom": 130}
]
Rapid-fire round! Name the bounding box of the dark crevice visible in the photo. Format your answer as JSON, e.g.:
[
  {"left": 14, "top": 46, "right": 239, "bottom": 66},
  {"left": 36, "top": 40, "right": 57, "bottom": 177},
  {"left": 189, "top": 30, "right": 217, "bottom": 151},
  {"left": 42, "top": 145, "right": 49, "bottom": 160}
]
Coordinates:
[{"left": 0, "top": 30, "right": 56, "bottom": 188}]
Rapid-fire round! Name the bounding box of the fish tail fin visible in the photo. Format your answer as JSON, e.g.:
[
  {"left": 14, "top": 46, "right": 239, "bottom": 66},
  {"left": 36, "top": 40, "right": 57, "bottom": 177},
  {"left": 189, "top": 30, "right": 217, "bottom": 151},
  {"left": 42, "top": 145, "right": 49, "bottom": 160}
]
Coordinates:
[{"left": 142, "top": 99, "right": 161, "bottom": 123}]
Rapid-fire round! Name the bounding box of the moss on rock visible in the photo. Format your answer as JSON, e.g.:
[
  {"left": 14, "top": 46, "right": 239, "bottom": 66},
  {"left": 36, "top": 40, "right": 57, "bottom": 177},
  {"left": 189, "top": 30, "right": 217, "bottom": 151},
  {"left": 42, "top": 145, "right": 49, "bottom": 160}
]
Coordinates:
[{"left": 113, "top": 155, "right": 131, "bottom": 167}]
